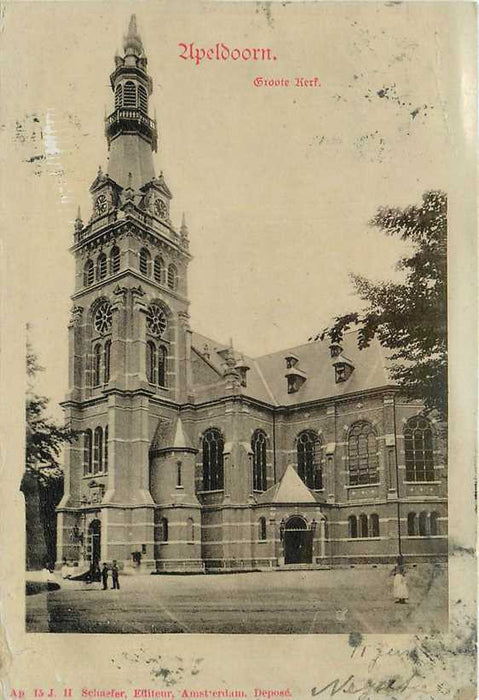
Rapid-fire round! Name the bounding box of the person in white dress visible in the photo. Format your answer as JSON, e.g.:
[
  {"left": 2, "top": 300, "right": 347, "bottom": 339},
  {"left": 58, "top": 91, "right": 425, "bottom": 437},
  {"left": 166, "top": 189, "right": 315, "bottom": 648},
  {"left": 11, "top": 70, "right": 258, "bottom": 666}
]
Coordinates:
[{"left": 391, "top": 559, "right": 409, "bottom": 604}]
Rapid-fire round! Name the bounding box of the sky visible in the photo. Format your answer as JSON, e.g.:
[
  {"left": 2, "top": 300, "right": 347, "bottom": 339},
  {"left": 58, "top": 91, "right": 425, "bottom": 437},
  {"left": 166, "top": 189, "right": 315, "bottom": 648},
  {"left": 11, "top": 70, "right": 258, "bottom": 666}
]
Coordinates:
[{"left": 1, "top": 0, "right": 455, "bottom": 416}]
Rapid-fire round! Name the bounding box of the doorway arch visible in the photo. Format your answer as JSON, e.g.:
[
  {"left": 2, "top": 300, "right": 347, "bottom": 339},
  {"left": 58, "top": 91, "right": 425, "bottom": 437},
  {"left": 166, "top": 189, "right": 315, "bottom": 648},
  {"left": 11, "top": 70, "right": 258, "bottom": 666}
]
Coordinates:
[
  {"left": 284, "top": 516, "right": 312, "bottom": 564},
  {"left": 88, "top": 519, "right": 101, "bottom": 566}
]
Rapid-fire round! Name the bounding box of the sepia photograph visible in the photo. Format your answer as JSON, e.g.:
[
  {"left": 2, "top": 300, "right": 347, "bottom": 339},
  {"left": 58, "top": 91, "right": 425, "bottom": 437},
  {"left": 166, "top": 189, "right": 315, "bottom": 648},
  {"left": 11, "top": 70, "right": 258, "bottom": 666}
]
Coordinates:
[{"left": 1, "top": 0, "right": 476, "bottom": 696}]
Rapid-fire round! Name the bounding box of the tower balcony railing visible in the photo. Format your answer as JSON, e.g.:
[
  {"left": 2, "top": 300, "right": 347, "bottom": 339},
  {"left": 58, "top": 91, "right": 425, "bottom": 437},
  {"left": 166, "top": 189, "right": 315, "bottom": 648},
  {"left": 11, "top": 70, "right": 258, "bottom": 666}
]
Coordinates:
[{"left": 105, "top": 108, "right": 158, "bottom": 151}]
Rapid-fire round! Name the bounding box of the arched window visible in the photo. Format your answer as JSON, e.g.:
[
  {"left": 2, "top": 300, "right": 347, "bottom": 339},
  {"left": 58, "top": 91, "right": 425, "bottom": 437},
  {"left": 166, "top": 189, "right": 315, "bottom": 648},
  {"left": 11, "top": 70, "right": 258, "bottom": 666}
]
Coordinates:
[
  {"left": 297, "top": 431, "right": 322, "bottom": 490},
  {"left": 258, "top": 517, "right": 267, "bottom": 541},
  {"left": 430, "top": 511, "right": 439, "bottom": 536},
  {"left": 404, "top": 416, "right": 434, "bottom": 482},
  {"left": 187, "top": 517, "right": 194, "bottom": 542},
  {"left": 167, "top": 264, "right": 178, "bottom": 290},
  {"left": 146, "top": 341, "right": 157, "bottom": 384},
  {"left": 370, "top": 513, "right": 380, "bottom": 537},
  {"left": 93, "top": 427, "right": 103, "bottom": 474},
  {"left": 110, "top": 246, "right": 120, "bottom": 274},
  {"left": 115, "top": 83, "right": 123, "bottom": 109},
  {"left": 93, "top": 344, "right": 102, "bottom": 387},
  {"left": 83, "top": 429, "right": 92, "bottom": 476},
  {"left": 158, "top": 346, "right": 167, "bottom": 387},
  {"left": 138, "top": 85, "right": 148, "bottom": 113},
  {"left": 154, "top": 256, "right": 164, "bottom": 283},
  {"left": 348, "top": 515, "right": 357, "bottom": 539},
  {"left": 103, "top": 340, "right": 111, "bottom": 383},
  {"left": 104, "top": 426, "right": 108, "bottom": 474},
  {"left": 418, "top": 511, "right": 429, "bottom": 536},
  {"left": 139, "top": 248, "right": 151, "bottom": 276},
  {"left": 123, "top": 80, "right": 137, "bottom": 107},
  {"left": 97, "top": 253, "right": 107, "bottom": 281},
  {"left": 348, "top": 422, "right": 379, "bottom": 486},
  {"left": 359, "top": 513, "right": 368, "bottom": 538},
  {"left": 84, "top": 259, "right": 94, "bottom": 287},
  {"left": 161, "top": 517, "right": 169, "bottom": 542},
  {"left": 407, "top": 512, "right": 417, "bottom": 536},
  {"left": 252, "top": 430, "right": 267, "bottom": 491},
  {"left": 202, "top": 429, "right": 224, "bottom": 491}
]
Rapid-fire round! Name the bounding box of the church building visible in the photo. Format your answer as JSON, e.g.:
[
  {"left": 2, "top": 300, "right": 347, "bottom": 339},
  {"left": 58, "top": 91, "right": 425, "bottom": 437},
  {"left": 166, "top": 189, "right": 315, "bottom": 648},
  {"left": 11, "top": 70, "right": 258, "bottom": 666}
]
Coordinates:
[{"left": 56, "top": 17, "right": 447, "bottom": 572}]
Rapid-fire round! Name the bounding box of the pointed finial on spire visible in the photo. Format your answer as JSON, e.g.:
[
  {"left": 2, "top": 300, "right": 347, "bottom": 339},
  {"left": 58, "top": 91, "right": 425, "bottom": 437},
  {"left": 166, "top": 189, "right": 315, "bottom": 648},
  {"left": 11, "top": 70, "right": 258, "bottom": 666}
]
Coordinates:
[
  {"left": 123, "top": 14, "right": 144, "bottom": 56},
  {"left": 74, "top": 206, "right": 83, "bottom": 234}
]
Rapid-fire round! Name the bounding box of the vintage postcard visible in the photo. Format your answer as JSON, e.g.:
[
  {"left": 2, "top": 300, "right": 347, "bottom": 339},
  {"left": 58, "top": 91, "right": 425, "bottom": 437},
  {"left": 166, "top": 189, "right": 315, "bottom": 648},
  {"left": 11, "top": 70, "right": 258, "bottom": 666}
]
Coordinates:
[{"left": 0, "top": 0, "right": 476, "bottom": 698}]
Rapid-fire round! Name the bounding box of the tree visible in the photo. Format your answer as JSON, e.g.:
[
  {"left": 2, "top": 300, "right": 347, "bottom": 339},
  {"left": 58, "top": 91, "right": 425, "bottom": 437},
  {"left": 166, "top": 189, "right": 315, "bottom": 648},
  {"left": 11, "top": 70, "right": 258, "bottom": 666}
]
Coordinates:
[
  {"left": 23, "top": 341, "right": 75, "bottom": 568},
  {"left": 313, "top": 190, "right": 447, "bottom": 420}
]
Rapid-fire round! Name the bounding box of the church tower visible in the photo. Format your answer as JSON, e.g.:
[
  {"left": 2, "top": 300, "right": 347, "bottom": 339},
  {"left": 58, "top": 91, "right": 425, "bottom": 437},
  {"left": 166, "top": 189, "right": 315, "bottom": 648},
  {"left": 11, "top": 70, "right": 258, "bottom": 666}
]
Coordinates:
[{"left": 56, "top": 16, "right": 198, "bottom": 571}]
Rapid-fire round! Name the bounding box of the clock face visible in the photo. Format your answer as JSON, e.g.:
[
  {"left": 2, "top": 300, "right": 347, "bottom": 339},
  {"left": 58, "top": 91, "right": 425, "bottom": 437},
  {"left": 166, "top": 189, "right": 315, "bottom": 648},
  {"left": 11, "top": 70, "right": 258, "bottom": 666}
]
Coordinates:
[
  {"left": 95, "top": 194, "right": 108, "bottom": 215},
  {"left": 154, "top": 198, "right": 167, "bottom": 219}
]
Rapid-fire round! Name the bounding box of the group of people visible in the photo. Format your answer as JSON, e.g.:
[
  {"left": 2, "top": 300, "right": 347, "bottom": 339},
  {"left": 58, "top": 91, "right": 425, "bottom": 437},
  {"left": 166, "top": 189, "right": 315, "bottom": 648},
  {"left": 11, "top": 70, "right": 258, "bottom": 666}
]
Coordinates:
[
  {"left": 101, "top": 561, "right": 120, "bottom": 590},
  {"left": 60, "top": 559, "right": 120, "bottom": 589}
]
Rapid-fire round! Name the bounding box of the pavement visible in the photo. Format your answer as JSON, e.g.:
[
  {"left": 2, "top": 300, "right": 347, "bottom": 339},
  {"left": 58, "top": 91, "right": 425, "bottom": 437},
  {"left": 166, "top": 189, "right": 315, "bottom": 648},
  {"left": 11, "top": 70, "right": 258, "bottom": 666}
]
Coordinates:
[{"left": 25, "top": 563, "right": 448, "bottom": 634}]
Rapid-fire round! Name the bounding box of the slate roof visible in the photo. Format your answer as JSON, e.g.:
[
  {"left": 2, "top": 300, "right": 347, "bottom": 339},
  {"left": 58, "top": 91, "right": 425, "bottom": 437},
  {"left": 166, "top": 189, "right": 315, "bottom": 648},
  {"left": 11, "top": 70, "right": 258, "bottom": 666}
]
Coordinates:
[
  {"left": 190, "top": 329, "right": 393, "bottom": 407},
  {"left": 256, "top": 465, "right": 317, "bottom": 504}
]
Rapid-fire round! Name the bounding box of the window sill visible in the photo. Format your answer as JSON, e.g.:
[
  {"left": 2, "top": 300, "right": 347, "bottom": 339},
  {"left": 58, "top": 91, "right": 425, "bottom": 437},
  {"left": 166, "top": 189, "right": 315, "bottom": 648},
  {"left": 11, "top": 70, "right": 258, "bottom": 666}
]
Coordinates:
[
  {"left": 345, "top": 483, "right": 380, "bottom": 489},
  {"left": 175, "top": 486, "right": 184, "bottom": 490},
  {"left": 347, "top": 537, "right": 382, "bottom": 542},
  {"left": 403, "top": 480, "right": 441, "bottom": 485},
  {"left": 82, "top": 473, "right": 108, "bottom": 479},
  {"left": 197, "top": 489, "right": 224, "bottom": 495}
]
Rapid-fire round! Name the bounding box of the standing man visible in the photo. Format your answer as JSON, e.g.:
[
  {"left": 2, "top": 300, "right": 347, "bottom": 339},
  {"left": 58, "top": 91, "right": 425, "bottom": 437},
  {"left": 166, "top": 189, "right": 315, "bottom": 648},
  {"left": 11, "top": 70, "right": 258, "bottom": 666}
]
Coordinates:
[
  {"left": 101, "top": 562, "right": 109, "bottom": 590},
  {"left": 111, "top": 560, "right": 120, "bottom": 590}
]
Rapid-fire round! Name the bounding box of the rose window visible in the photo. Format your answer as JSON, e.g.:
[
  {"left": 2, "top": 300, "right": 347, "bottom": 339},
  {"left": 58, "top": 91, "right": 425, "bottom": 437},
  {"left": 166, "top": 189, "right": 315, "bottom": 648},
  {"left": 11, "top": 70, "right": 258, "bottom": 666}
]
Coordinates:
[
  {"left": 94, "top": 301, "right": 113, "bottom": 334},
  {"left": 147, "top": 305, "right": 167, "bottom": 337}
]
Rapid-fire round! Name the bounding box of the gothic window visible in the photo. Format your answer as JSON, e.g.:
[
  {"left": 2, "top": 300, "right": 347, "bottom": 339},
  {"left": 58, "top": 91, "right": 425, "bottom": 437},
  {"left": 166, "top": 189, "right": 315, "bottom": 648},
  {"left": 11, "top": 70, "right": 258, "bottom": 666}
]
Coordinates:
[
  {"left": 146, "top": 304, "right": 167, "bottom": 337},
  {"left": 418, "top": 511, "right": 429, "bottom": 537},
  {"left": 103, "top": 340, "right": 111, "bottom": 383},
  {"left": 154, "top": 256, "right": 164, "bottom": 283},
  {"left": 138, "top": 85, "right": 148, "bottom": 113},
  {"left": 297, "top": 431, "right": 322, "bottom": 490},
  {"left": 115, "top": 83, "right": 122, "bottom": 109},
  {"left": 110, "top": 246, "right": 120, "bottom": 274},
  {"left": 104, "top": 426, "right": 108, "bottom": 473},
  {"left": 187, "top": 517, "right": 194, "bottom": 542},
  {"left": 123, "top": 80, "right": 137, "bottom": 108},
  {"left": 202, "top": 428, "right": 224, "bottom": 491},
  {"left": 407, "top": 512, "right": 417, "bottom": 536},
  {"left": 348, "top": 515, "right": 358, "bottom": 539},
  {"left": 93, "top": 344, "right": 102, "bottom": 387},
  {"left": 404, "top": 416, "right": 434, "bottom": 482},
  {"left": 83, "top": 429, "right": 92, "bottom": 476},
  {"left": 94, "top": 301, "right": 113, "bottom": 334},
  {"left": 348, "top": 422, "right": 379, "bottom": 486},
  {"left": 359, "top": 513, "right": 368, "bottom": 538},
  {"left": 93, "top": 427, "right": 103, "bottom": 474},
  {"left": 146, "top": 341, "right": 157, "bottom": 384},
  {"left": 430, "top": 511, "right": 439, "bottom": 536},
  {"left": 167, "top": 263, "right": 178, "bottom": 290},
  {"left": 139, "top": 248, "right": 151, "bottom": 276},
  {"left": 84, "top": 259, "right": 94, "bottom": 286},
  {"left": 97, "top": 253, "right": 107, "bottom": 281},
  {"left": 370, "top": 513, "right": 380, "bottom": 537},
  {"left": 258, "top": 517, "right": 267, "bottom": 541},
  {"left": 251, "top": 430, "right": 267, "bottom": 492},
  {"left": 158, "top": 346, "right": 167, "bottom": 387}
]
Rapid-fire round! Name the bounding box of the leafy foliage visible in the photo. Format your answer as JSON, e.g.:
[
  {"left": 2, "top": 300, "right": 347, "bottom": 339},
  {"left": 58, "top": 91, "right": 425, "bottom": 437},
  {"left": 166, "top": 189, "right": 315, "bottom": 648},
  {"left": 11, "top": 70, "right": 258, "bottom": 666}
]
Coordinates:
[{"left": 313, "top": 191, "right": 447, "bottom": 419}]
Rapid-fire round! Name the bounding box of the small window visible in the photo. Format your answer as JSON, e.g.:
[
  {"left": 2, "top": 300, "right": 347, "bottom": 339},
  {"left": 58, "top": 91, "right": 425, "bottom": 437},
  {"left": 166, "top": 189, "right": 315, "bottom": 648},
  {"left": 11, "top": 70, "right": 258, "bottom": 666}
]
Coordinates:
[
  {"left": 138, "top": 85, "right": 148, "bottom": 113},
  {"left": 430, "top": 511, "right": 439, "bottom": 536},
  {"left": 115, "top": 84, "right": 123, "bottom": 109},
  {"left": 407, "top": 512, "right": 417, "bottom": 536},
  {"left": 104, "top": 426, "right": 108, "bottom": 473},
  {"left": 359, "top": 513, "right": 368, "bottom": 538},
  {"left": 161, "top": 517, "right": 169, "bottom": 542},
  {"left": 93, "top": 344, "right": 102, "bottom": 387},
  {"left": 154, "top": 256, "right": 164, "bottom": 283},
  {"left": 93, "top": 427, "right": 103, "bottom": 474},
  {"left": 370, "top": 513, "right": 380, "bottom": 537},
  {"left": 84, "top": 260, "right": 94, "bottom": 287},
  {"left": 418, "top": 511, "right": 429, "bottom": 536},
  {"left": 83, "top": 429, "right": 92, "bottom": 476},
  {"left": 187, "top": 517, "right": 194, "bottom": 542},
  {"left": 139, "top": 248, "right": 151, "bottom": 276},
  {"left": 158, "top": 346, "right": 167, "bottom": 387},
  {"left": 259, "top": 517, "right": 267, "bottom": 541},
  {"left": 146, "top": 341, "right": 157, "bottom": 384},
  {"left": 348, "top": 515, "right": 357, "bottom": 539},
  {"left": 123, "top": 80, "right": 137, "bottom": 108},
  {"left": 167, "top": 264, "right": 178, "bottom": 290},
  {"left": 177, "top": 462, "right": 182, "bottom": 487},
  {"left": 103, "top": 340, "right": 111, "bottom": 383},
  {"left": 252, "top": 430, "right": 267, "bottom": 492},
  {"left": 110, "top": 246, "right": 120, "bottom": 274},
  {"left": 97, "top": 253, "right": 107, "bottom": 281}
]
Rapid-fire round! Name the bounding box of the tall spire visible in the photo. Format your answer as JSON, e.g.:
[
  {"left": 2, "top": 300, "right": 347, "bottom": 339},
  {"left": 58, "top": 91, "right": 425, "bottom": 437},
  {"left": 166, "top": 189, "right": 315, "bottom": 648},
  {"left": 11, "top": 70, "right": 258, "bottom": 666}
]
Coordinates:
[{"left": 123, "top": 14, "right": 144, "bottom": 56}]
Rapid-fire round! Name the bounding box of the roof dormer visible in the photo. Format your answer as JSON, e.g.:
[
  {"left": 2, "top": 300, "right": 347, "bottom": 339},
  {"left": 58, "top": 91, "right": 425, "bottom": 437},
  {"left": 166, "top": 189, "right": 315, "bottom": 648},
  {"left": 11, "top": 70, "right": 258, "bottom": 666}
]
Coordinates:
[
  {"left": 285, "top": 363, "right": 307, "bottom": 394},
  {"left": 332, "top": 354, "right": 355, "bottom": 383}
]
